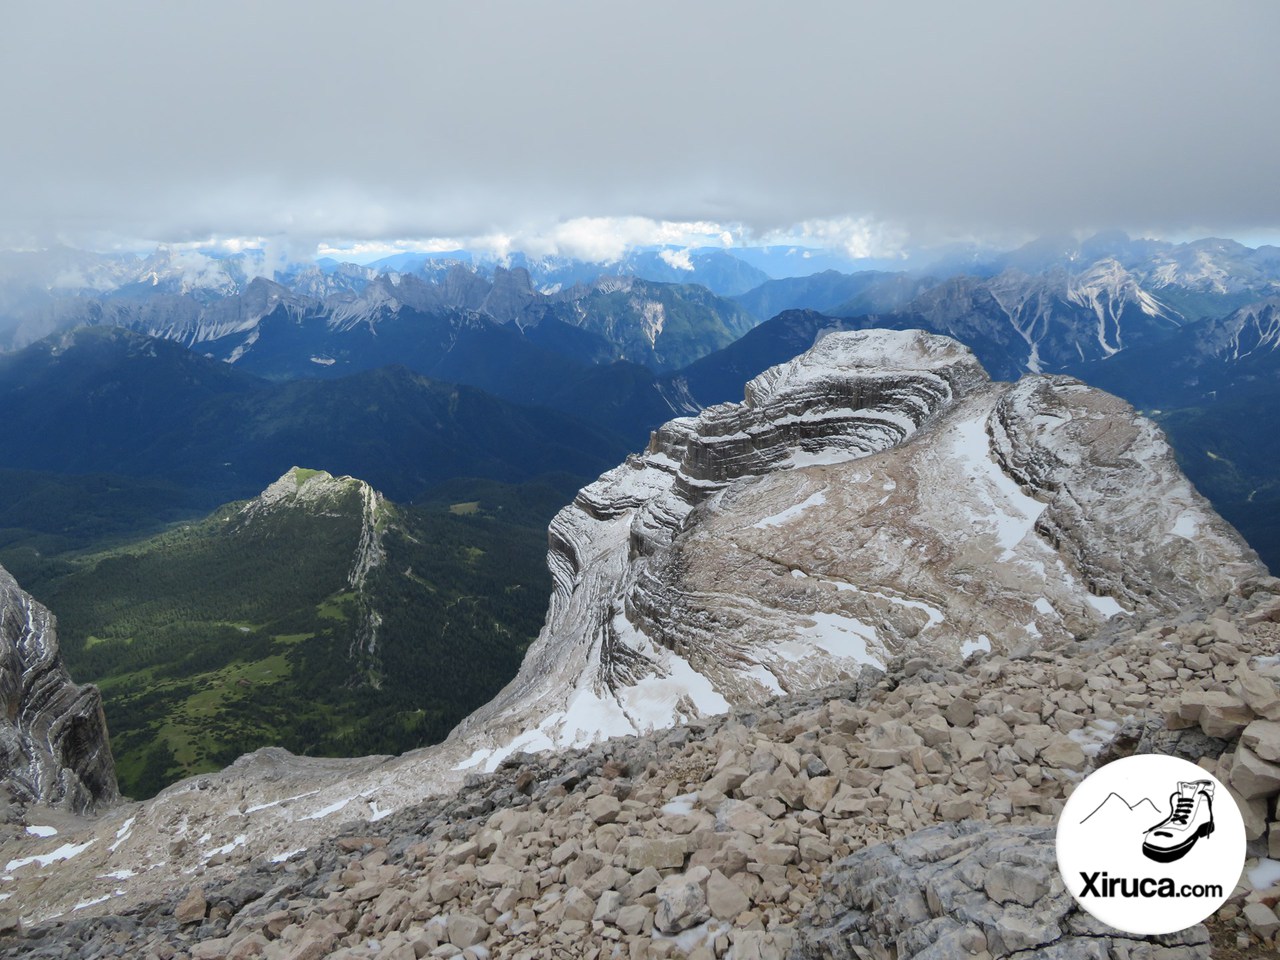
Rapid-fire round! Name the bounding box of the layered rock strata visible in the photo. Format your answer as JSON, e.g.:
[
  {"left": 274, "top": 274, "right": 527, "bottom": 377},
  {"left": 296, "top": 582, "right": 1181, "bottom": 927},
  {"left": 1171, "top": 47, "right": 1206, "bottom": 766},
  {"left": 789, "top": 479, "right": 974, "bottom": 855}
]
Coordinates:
[
  {"left": 0, "top": 565, "right": 117, "bottom": 814},
  {"left": 451, "top": 329, "right": 1261, "bottom": 770}
]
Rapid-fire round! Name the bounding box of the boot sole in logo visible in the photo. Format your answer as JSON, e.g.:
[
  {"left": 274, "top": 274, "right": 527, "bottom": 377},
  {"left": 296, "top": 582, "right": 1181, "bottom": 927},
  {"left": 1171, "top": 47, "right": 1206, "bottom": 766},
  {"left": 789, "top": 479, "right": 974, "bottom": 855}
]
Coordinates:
[{"left": 1141, "top": 820, "right": 1214, "bottom": 864}]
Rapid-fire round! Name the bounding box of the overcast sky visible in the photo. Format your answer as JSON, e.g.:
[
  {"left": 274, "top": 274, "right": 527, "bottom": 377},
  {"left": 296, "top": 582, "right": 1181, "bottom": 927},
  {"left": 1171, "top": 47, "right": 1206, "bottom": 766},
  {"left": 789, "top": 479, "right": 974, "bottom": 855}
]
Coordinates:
[{"left": 2, "top": 1, "right": 1277, "bottom": 258}]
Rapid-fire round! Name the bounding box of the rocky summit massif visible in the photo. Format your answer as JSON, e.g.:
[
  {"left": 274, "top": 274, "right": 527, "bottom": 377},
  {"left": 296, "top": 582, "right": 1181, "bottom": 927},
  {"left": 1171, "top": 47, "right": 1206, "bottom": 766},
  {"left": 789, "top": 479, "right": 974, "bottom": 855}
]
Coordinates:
[
  {"left": 1, "top": 328, "right": 1278, "bottom": 959},
  {"left": 452, "top": 330, "right": 1256, "bottom": 768}
]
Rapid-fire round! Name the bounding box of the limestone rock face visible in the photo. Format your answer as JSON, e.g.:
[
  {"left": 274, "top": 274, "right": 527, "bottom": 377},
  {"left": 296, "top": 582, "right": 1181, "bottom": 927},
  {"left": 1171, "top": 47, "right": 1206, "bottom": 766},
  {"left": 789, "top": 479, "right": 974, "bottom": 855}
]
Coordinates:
[
  {"left": 450, "top": 329, "right": 1262, "bottom": 770},
  {"left": 794, "top": 821, "right": 1212, "bottom": 959},
  {"left": 0, "top": 564, "right": 117, "bottom": 813}
]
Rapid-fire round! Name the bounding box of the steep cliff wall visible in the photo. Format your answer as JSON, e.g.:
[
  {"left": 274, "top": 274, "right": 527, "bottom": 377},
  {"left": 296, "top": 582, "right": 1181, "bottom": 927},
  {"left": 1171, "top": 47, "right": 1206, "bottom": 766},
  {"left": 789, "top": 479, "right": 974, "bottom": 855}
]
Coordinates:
[{"left": 0, "top": 565, "right": 117, "bottom": 814}]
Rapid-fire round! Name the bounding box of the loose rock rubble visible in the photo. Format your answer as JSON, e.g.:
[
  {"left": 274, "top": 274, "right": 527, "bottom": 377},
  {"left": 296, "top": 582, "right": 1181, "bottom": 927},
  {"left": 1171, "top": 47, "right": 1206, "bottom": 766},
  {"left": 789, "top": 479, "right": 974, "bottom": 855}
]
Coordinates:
[{"left": 2, "top": 581, "right": 1279, "bottom": 959}]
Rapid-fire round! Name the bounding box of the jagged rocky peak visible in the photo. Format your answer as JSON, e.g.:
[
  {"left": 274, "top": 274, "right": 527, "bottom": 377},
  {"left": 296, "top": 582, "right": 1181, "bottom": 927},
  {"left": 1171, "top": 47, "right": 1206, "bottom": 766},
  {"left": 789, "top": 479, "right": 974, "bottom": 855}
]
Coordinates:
[
  {"left": 451, "top": 329, "right": 1263, "bottom": 769},
  {"left": 0, "top": 564, "right": 118, "bottom": 814}
]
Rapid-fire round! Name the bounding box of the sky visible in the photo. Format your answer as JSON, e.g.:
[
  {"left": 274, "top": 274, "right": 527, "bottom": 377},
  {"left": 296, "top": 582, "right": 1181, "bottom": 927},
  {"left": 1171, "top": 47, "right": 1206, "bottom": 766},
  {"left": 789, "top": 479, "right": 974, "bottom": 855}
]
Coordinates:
[{"left": 2, "top": 1, "right": 1278, "bottom": 261}]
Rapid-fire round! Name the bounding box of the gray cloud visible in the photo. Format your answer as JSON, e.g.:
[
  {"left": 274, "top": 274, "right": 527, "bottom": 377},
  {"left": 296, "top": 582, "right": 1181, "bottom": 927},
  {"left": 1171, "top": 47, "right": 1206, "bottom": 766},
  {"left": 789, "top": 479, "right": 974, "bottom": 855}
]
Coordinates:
[{"left": 2, "top": 0, "right": 1277, "bottom": 251}]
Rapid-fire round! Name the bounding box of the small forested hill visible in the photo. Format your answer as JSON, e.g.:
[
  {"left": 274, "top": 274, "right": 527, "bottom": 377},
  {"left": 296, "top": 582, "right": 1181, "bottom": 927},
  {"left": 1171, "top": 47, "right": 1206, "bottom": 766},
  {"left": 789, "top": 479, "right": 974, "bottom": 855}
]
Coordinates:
[{"left": 26, "top": 469, "right": 557, "bottom": 799}]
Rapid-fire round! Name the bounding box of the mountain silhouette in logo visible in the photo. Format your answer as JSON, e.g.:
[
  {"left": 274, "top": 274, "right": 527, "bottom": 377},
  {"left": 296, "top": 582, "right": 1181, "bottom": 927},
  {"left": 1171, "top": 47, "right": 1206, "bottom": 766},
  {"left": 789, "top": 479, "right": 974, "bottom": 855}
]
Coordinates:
[{"left": 1080, "top": 792, "right": 1162, "bottom": 827}]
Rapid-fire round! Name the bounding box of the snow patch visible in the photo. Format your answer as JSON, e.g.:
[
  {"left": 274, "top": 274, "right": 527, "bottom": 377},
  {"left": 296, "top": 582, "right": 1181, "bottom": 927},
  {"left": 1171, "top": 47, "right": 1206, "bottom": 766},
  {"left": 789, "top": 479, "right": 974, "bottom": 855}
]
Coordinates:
[
  {"left": 1085, "top": 594, "right": 1126, "bottom": 619},
  {"left": 947, "top": 411, "right": 1046, "bottom": 560},
  {"left": 661, "top": 794, "right": 698, "bottom": 816},
  {"left": 753, "top": 490, "right": 827, "bottom": 529},
  {"left": 1249, "top": 859, "right": 1280, "bottom": 890},
  {"left": 25, "top": 825, "right": 57, "bottom": 838},
  {"left": 300, "top": 798, "right": 353, "bottom": 821},
  {"left": 466, "top": 615, "right": 735, "bottom": 774},
  {"left": 1171, "top": 511, "right": 1200, "bottom": 539},
  {"left": 243, "top": 789, "right": 320, "bottom": 815},
  {"left": 962, "top": 635, "right": 991, "bottom": 658},
  {"left": 826, "top": 577, "right": 944, "bottom": 632},
  {"left": 270, "top": 848, "right": 307, "bottom": 864},
  {"left": 785, "top": 449, "right": 860, "bottom": 469},
  {"left": 792, "top": 611, "right": 885, "bottom": 670},
  {"left": 1068, "top": 719, "right": 1121, "bottom": 758},
  {"left": 454, "top": 748, "right": 492, "bottom": 771},
  {"left": 740, "top": 663, "right": 783, "bottom": 694},
  {"left": 653, "top": 918, "right": 730, "bottom": 954},
  {"left": 108, "top": 816, "right": 135, "bottom": 853},
  {"left": 204, "top": 834, "right": 248, "bottom": 858},
  {"left": 6, "top": 839, "right": 96, "bottom": 872}
]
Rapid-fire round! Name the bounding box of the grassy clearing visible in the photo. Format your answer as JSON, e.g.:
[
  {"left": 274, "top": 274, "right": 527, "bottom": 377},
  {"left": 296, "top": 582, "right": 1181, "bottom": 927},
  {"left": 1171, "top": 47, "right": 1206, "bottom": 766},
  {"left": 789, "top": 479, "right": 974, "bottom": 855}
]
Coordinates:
[
  {"left": 316, "top": 591, "right": 356, "bottom": 621},
  {"left": 271, "top": 632, "right": 313, "bottom": 646}
]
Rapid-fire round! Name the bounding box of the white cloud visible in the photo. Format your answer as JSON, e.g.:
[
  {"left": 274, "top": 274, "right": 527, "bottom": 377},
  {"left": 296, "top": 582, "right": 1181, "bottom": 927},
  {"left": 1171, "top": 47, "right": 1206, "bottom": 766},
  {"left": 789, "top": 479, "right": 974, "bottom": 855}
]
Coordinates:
[
  {"left": 142, "top": 215, "right": 914, "bottom": 271},
  {"left": 775, "top": 217, "right": 908, "bottom": 261},
  {"left": 540, "top": 218, "right": 732, "bottom": 262},
  {"left": 399, "top": 217, "right": 747, "bottom": 265},
  {"left": 658, "top": 248, "right": 694, "bottom": 271},
  {"left": 449, "top": 216, "right": 904, "bottom": 265}
]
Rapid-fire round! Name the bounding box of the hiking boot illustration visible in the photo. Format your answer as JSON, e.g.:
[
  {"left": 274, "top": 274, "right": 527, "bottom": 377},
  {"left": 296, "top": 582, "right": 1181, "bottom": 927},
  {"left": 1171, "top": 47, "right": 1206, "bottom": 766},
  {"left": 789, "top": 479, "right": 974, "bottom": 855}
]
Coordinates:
[{"left": 1142, "top": 780, "right": 1215, "bottom": 863}]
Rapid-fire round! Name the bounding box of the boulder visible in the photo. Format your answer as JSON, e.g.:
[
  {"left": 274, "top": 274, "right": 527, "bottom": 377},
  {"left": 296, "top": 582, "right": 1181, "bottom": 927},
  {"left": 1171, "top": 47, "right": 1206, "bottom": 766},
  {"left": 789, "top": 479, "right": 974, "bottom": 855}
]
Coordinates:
[{"left": 654, "top": 867, "right": 711, "bottom": 934}]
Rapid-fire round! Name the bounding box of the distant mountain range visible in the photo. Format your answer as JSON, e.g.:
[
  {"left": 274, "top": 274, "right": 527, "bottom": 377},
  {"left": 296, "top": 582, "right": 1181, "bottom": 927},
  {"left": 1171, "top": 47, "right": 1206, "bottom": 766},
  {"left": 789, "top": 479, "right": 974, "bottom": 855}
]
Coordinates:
[
  {"left": 0, "top": 233, "right": 1277, "bottom": 572},
  {"left": 2, "top": 234, "right": 1279, "bottom": 790},
  {"left": 4, "top": 233, "right": 1278, "bottom": 378}
]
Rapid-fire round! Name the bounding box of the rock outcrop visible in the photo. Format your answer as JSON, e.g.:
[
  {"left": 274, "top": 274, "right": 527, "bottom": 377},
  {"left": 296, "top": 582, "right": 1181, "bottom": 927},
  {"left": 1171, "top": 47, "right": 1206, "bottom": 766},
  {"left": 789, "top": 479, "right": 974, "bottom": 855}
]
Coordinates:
[
  {"left": 0, "top": 564, "right": 117, "bottom": 814},
  {"left": 451, "top": 329, "right": 1261, "bottom": 771},
  {"left": 794, "top": 822, "right": 1211, "bottom": 959}
]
